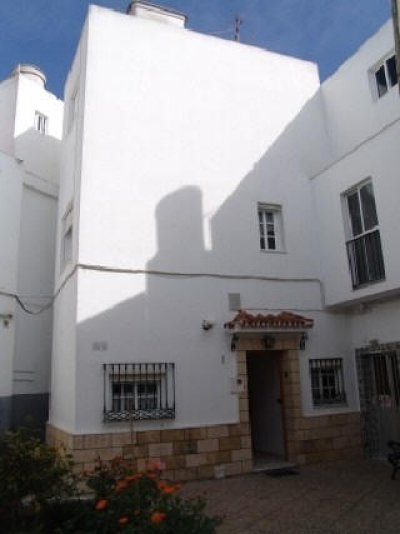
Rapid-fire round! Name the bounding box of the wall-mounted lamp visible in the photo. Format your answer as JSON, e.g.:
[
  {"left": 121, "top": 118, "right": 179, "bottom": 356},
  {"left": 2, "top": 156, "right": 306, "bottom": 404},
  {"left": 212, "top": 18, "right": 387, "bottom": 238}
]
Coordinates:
[
  {"left": 299, "top": 332, "right": 308, "bottom": 351},
  {"left": 202, "top": 319, "right": 215, "bottom": 331},
  {"left": 231, "top": 334, "right": 239, "bottom": 352},
  {"left": 262, "top": 335, "right": 276, "bottom": 349},
  {"left": 0, "top": 313, "right": 13, "bottom": 327}
]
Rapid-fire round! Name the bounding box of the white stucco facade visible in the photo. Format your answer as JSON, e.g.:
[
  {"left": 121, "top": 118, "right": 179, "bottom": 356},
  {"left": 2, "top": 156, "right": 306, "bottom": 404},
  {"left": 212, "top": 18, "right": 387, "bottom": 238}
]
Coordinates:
[
  {"left": 2, "top": 2, "right": 399, "bottom": 471},
  {"left": 0, "top": 66, "right": 63, "bottom": 433}
]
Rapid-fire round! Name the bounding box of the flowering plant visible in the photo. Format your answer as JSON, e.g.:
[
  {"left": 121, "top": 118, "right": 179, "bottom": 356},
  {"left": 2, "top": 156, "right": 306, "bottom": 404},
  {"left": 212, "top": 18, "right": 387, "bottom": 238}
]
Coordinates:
[{"left": 77, "top": 457, "right": 221, "bottom": 533}]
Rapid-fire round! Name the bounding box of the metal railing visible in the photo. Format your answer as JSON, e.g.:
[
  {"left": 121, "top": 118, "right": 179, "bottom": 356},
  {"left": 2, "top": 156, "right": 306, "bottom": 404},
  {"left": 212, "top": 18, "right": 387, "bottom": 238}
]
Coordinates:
[
  {"left": 310, "top": 358, "right": 346, "bottom": 406},
  {"left": 346, "top": 229, "right": 385, "bottom": 289},
  {"left": 103, "top": 362, "right": 175, "bottom": 422}
]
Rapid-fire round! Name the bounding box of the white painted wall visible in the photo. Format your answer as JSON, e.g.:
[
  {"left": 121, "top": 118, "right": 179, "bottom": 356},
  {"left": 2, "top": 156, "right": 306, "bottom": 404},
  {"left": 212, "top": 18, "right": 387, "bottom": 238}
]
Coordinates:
[
  {"left": 321, "top": 20, "right": 398, "bottom": 163},
  {"left": 13, "top": 184, "right": 57, "bottom": 395},
  {"left": 312, "top": 120, "right": 400, "bottom": 307},
  {"left": 50, "top": 5, "right": 325, "bottom": 434},
  {"left": 0, "top": 78, "right": 17, "bottom": 156},
  {"left": 50, "top": 20, "right": 88, "bottom": 431},
  {"left": 350, "top": 297, "right": 400, "bottom": 348},
  {"left": 0, "top": 62, "right": 62, "bottom": 428},
  {"left": 14, "top": 74, "right": 63, "bottom": 182},
  {"left": 48, "top": 274, "right": 78, "bottom": 433},
  {"left": 51, "top": 8, "right": 399, "bottom": 436},
  {"left": 0, "top": 153, "right": 22, "bottom": 400},
  {"left": 78, "top": 6, "right": 320, "bottom": 271}
]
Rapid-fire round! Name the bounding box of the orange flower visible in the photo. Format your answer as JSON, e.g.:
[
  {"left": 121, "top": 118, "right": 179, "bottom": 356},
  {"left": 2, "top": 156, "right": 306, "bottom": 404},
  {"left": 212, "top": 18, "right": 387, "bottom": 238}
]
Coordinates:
[
  {"left": 125, "top": 474, "right": 138, "bottom": 482},
  {"left": 150, "top": 511, "right": 167, "bottom": 524},
  {"left": 115, "top": 480, "right": 129, "bottom": 492},
  {"left": 161, "top": 485, "right": 177, "bottom": 495},
  {"left": 157, "top": 480, "right": 168, "bottom": 490},
  {"left": 95, "top": 499, "right": 108, "bottom": 511},
  {"left": 118, "top": 516, "right": 129, "bottom": 526}
]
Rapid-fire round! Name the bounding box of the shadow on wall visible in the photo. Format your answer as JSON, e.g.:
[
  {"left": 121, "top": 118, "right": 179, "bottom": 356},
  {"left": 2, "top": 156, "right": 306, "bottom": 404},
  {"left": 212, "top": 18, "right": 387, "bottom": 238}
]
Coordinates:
[
  {"left": 73, "top": 90, "right": 330, "bottom": 427},
  {"left": 14, "top": 128, "right": 61, "bottom": 182}
]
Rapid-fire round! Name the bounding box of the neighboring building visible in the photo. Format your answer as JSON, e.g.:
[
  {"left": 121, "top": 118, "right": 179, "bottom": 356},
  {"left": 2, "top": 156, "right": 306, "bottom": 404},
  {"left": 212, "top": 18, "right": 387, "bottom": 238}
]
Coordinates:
[
  {"left": 1, "top": 1, "right": 399, "bottom": 481},
  {"left": 0, "top": 65, "right": 63, "bottom": 434}
]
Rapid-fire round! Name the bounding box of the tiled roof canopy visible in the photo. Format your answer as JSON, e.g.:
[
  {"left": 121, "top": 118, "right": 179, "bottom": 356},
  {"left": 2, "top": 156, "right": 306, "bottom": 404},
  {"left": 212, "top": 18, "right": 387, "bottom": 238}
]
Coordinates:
[{"left": 224, "top": 310, "right": 314, "bottom": 330}]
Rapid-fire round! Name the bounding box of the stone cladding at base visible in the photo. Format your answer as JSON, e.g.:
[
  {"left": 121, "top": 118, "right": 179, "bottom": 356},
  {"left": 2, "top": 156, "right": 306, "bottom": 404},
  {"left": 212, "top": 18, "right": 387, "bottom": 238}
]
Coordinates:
[
  {"left": 46, "top": 422, "right": 252, "bottom": 481},
  {"left": 47, "top": 335, "right": 362, "bottom": 480}
]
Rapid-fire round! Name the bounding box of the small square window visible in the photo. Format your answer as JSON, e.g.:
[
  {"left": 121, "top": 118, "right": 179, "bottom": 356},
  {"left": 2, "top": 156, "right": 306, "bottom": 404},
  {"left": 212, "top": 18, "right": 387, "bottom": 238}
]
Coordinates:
[
  {"left": 34, "top": 111, "right": 48, "bottom": 134},
  {"left": 309, "top": 358, "right": 346, "bottom": 407},
  {"left": 257, "top": 204, "right": 284, "bottom": 252}
]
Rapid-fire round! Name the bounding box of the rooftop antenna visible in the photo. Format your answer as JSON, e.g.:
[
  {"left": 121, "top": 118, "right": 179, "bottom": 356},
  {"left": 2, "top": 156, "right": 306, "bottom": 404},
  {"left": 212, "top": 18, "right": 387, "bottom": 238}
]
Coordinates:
[{"left": 234, "top": 16, "right": 243, "bottom": 42}]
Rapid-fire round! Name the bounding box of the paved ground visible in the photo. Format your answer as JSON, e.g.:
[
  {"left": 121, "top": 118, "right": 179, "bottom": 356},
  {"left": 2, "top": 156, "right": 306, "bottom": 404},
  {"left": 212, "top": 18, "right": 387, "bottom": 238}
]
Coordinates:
[{"left": 182, "top": 459, "right": 400, "bottom": 533}]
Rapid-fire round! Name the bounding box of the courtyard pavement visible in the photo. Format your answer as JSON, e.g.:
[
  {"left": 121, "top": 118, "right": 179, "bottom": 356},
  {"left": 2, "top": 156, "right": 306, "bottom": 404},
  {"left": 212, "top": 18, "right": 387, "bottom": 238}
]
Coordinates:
[{"left": 182, "top": 459, "right": 400, "bottom": 533}]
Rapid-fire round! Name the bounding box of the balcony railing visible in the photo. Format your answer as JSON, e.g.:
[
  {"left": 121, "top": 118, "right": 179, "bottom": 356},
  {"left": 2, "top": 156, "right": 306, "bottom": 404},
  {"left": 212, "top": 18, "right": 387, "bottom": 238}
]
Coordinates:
[
  {"left": 103, "top": 363, "right": 175, "bottom": 422},
  {"left": 346, "top": 229, "right": 385, "bottom": 289}
]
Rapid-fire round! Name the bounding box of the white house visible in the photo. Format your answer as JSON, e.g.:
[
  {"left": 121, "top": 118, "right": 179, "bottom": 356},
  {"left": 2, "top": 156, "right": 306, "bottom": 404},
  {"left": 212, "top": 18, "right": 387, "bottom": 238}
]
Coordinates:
[
  {"left": 1, "top": 1, "right": 399, "bottom": 481},
  {"left": 0, "top": 65, "right": 63, "bottom": 434}
]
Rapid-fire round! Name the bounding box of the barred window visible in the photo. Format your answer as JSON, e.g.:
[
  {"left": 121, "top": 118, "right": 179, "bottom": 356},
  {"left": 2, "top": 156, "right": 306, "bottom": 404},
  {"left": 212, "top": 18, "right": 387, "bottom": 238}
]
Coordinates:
[
  {"left": 103, "top": 363, "right": 175, "bottom": 422},
  {"left": 309, "top": 358, "right": 346, "bottom": 406}
]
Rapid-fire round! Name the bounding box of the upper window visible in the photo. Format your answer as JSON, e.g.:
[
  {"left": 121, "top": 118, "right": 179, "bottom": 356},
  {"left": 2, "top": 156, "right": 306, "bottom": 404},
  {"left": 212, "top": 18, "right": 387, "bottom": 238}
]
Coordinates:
[
  {"left": 344, "top": 181, "right": 385, "bottom": 288},
  {"left": 372, "top": 54, "right": 398, "bottom": 98},
  {"left": 257, "top": 204, "right": 284, "bottom": 252},
  {"left": 34, "top": 111, "right": 48, "bottom": 134},
  {"left": 310, "top": 358, "right": 346, "bottom": 407},
  {"left": 103, "top": 363, "right": 175, "bottom": 422}
]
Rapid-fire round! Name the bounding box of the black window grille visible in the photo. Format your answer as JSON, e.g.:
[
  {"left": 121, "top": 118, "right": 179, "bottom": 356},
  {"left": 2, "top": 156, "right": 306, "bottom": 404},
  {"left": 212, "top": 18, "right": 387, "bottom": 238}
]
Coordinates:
[
  {"left": 309, "top": 358, "right": 346, "bottom": 406},
  {"left": 346, "top": 229, "right": 385, "bottom": 288},
  {"left": 103, "top": 363, "right": 175, "bottom": 422}
]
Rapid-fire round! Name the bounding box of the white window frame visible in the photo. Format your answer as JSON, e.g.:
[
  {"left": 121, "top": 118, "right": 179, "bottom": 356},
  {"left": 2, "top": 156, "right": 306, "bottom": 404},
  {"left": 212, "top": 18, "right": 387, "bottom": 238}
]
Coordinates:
[
  {"left": 111, "top": 378, "right": 161, "bottom": 413},
  {"left": 34, "top": 111, "right": 48, "bottom": 134},
  {"left": 342, "top": 179, "right": 385, "bottom": 288},
  {"left": 257, "top": 203, "right": 284, "bottom": 252},
  {"left": 342, "top": 179, "right": 379, "bottom": 241},
  {"left": 309, "top": 358, "right": 346, "bottom": 407},
  {"left": 370, "top": 51, "right": 398, "bottom": 100}
]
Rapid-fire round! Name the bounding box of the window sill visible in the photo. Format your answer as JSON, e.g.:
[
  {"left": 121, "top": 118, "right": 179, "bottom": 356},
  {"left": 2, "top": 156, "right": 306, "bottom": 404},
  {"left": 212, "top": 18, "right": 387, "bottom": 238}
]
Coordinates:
[
  {"left": 104, "top": 409, "right": 175, "bottom": 423},
  {"left": 351, "top": 277, "right": 386, "bottom": 291},
  {"left": 260, "top": 249, "right": 287, "bottom": 255},
  {"left": 312, "top": 402, "right": 348, "bottom": 409}
]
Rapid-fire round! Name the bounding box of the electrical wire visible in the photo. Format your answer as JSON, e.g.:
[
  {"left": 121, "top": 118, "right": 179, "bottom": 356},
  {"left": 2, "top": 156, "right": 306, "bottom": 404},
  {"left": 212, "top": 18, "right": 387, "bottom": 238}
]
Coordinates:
[{"left": 1, "top": 263, "right": 324, "bottom": 316}]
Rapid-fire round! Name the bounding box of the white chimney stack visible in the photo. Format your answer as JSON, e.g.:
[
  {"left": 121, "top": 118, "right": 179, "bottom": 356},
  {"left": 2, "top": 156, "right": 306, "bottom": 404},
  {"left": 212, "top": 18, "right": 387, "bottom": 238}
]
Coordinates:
[
  {"left": 127, "top": 1, "right": 186, "bottom": 28},
  {"left": 12, "top": 64, "right": 47, "bottom": 88}
]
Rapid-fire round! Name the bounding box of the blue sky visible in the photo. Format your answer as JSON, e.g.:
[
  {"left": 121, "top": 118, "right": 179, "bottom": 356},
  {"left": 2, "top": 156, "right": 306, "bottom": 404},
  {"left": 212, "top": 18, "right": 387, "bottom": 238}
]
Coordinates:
[{"left": 0, "top": 0, "right": 391, "bottom": 98}]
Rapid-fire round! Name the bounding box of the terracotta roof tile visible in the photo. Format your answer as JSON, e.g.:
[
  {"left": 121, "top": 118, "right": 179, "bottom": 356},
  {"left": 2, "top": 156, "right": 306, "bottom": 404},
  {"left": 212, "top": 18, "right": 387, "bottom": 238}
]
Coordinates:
[{"left": 224, "top": 310, "right": 314, "bottom": 330}]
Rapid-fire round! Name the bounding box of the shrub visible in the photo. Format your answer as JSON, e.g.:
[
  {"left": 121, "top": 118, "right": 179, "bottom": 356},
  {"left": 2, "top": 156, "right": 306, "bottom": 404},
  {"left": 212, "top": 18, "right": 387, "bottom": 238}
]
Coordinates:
[
  {"left": 0, "top": 427, "right": 76, "bottom": 532},
  {"left": 0, "top": 430, "right": 221, "bottom": 533},
  {"left": 72, "top": 457, "right": 222, "bottom": 533}
]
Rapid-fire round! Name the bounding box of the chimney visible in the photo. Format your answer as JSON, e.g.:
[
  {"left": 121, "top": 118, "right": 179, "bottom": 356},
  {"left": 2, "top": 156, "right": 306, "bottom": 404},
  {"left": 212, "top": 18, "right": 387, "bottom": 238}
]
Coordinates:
[
  {"left": 12, "top": 64, "right": 46, "bottom": 88},
  {"left": 127, "top": 1, "right": 186, "bottom": 28}
]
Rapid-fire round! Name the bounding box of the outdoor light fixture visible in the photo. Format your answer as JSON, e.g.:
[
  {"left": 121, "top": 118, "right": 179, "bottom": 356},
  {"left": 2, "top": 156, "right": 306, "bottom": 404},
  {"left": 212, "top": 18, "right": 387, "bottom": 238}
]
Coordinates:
[
  {"left": 0, "top": 313, "right": 13, "bottom": 327},
  {"left": 299, "top": 332, "right": 308, "bottom": 350},
  {"left": 202, "top": 319, "right": 215, "bottom": 331},
  {"left": 231, "top": 334, "right": 239, "bottom": 352},
  {"left": 262, "top": 335, "right": 276, "bottom": 349}
]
